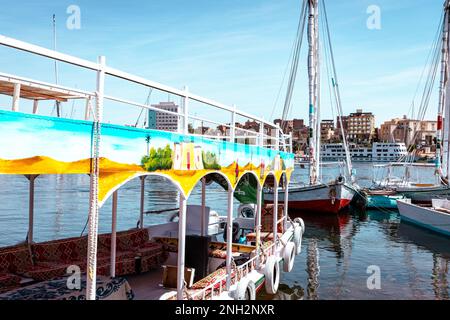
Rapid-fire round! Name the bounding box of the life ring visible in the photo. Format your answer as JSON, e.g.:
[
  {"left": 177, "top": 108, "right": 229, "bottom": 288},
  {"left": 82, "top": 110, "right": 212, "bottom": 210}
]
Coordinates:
[
  {"left": 234, "top": 278, "right": 256, "bottom": 300},
  {"left": 223, "top": 221, "right": 240, "bottom": 243},
  {"left": 292, "top": 224, "right": 302, "bottom": 255},
  {"left": 238, "top": 204, "right": 256, "bottom": 218},
  {"left": 282, "top": 241, "right": 296, "bottom": 272},
  {"left": 264, "top": 256, "right": 280, "bottom": 295}
]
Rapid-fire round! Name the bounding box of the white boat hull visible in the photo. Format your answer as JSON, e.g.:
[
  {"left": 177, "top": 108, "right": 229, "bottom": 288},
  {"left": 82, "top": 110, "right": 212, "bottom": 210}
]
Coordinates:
[{"left": 397, "top": 199, "right": 450, "bottom": 237}]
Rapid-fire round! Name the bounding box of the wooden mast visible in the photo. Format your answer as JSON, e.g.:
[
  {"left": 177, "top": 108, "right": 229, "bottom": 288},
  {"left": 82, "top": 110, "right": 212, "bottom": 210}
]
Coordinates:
[
  {"left": 440, "top": 0, "right": 450, "bottom": 181},
  {"left": 307, "top": 0, "right": 319, "bottom": 185}
]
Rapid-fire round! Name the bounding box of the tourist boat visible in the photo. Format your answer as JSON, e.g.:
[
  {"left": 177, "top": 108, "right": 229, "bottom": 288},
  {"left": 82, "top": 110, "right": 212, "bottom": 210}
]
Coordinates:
[
  {"left": 0, "top": 34, "right": 305, "bottom": 300},
  {"left": 321, "top": 142, "right": 408, "bottom": 163},
  {"left": 264, "top": 0, "right": 358, "bottom": 214},
  {"left": 397, "top": 199, "right": 450, "bottom": 237}
]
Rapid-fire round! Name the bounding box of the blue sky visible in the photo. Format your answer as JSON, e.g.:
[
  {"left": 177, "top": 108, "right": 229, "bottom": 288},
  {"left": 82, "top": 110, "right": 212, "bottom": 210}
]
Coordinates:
[{"left": 0, "top": 0, "right": 444, "bottom": 126}]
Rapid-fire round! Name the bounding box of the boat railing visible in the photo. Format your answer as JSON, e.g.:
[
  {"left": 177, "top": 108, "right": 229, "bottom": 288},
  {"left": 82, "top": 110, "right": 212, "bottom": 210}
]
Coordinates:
[{"left": 0, "top": 34, "right": 292, "bottom": 153}]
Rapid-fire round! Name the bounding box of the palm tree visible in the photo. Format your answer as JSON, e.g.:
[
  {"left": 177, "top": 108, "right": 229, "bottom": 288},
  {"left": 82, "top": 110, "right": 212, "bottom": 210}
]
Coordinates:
[{"left": 145, "top": 134, "right": 151, "bottom": 155}]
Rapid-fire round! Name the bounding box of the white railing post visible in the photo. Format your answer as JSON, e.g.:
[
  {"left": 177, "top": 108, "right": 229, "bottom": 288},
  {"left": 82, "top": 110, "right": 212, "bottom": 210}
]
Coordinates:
[
  {"left": 110, "top": 190, "right": 118, "bottom": 278},
  {"left": 275, "top": 126, "right": 280, "bottom": 151},
  {"left": 139, "top": 176, "right": 146, "bottom": 228},
  {"left": 273, "top": 183, "right": 279, "bottom": 255},
  {"left": 86, "top": 55, "right": 105, "bottom": 301},
  {"left": 284, "top": 178, "right": 289, "bottom": 225},
  {"left": 226, "top": 187, "right": 234, "bottom": 290},
  {"left": 84, "top": 97, "right": 91, "bottom": 121},
  {"left": 26, "top": 175, "right": 38, "bottom": 244},
  {"left": 201, "top": 177, "right": 206, "bottom": 236},
  {"left": 230, "top": 104, "right": 236, "bottom": 143},
  {"left": 255, "top": 183, "right": 262, "bottom": 268},
  {"left": 177, "top": 194, "right": 187, "bottom": 300},
  {"left": 289, "top": 132, "right": 293, "bottom": 153},
  {"left": 259, "top": 121, "right": 264, "bottom": 148},
  {"left": 32, "top": 99, "right": 39, "bottom": 114},
  {"left": 183, "top": 86, "right": 189, "bottom": 134},
  {"left": 12, "top": 83, "right": 20, "bottom": 111}
]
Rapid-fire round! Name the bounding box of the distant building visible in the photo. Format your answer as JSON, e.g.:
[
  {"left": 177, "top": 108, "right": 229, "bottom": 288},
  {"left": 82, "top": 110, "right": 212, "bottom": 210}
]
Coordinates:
[
  {"left": 148, "top": 101, "right": 179, "bottom": 132},
  {"left": 320, "top": 120, "right": 335, "bottom": 142},
  {"left": 346, "top": 109, "right": 375, "bottom": 144},
  {"left": 335, "top": 115, "right": 349, "bottom": 141},
  {"left": 380, "top": 116, "right": 436, "bottom": 147},
  {"left": 172, "top": 142, "right": 203, "bottom": 170},
  {"left": 274, "top": 119, "right": 305, "bottom": 134}
]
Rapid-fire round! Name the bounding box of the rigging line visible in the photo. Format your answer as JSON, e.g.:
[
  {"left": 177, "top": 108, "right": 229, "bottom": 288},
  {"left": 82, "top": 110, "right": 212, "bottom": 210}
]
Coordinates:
[
  {"left": 320, "top": 0, "right": 336, "bottom": 127},
  {"left": 281, "top": 0, "right": 307, "bottom": 126},
  {"left": 280, "top": 0, "right": 308, "bottom": 128},
  {"left": 135, "top": 88, "right": 153, "bottom": 128},
  {"left": 402, "top": 14, "right": 443, "bottom": 146},
  {"left": 321, "top": 0, "right": 352, "bottom": 179},
  {"left": 408, "top": 12, "right": 444, "bottom": 120}
]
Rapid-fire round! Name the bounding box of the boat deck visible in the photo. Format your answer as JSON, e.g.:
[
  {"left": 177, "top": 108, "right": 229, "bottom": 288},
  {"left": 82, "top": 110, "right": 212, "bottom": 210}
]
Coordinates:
[{"left": 126, "top": 268, "right": 173, "bottom": 300}]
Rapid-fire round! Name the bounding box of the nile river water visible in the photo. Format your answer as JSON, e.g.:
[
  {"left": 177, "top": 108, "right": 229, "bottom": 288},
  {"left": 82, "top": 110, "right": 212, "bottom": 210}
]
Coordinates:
[{"left": 0, "top": 163, "right": 448, "bottom": 300}]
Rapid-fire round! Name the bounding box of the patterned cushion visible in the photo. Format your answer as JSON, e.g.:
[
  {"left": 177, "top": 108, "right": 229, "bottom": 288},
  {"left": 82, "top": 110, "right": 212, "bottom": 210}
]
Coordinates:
[
  {"left": 140, "top": 251, "right": 169, "bottom": 273},
  {"left": 22, "top": 262, "right": 68, "bottom": 281},
  {"left": 116, "top": 229, "right": 149, "bottom": 252},
  {"left": 190, "top": 268, "right": 227, "bottom": 290},
  {"left": 0, "top": 272, "right": 22, "bottom": 289},
  {"left": 0, "top": 245, "right": 33, "bottom": 274},
  {"left": 136, "top": 242, "right": 164, "bottom": 257},
  {"left": 32, "top": 236, "right": 87, "bottom": 263},
  {"left": 261, "top": 204, "right": 284, "bottom": 233}
]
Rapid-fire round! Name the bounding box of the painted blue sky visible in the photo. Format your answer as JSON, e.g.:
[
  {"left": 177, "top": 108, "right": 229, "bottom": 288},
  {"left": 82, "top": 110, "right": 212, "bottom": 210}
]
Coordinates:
[{"left": 0, "top": 0, "right": 444, "bottom": 126}]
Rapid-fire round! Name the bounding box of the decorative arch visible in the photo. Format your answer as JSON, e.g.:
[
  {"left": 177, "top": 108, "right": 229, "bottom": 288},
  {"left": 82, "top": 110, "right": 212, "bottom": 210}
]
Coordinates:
[{"left": 99, "top": 171, "right": 185, "bottom": 208}]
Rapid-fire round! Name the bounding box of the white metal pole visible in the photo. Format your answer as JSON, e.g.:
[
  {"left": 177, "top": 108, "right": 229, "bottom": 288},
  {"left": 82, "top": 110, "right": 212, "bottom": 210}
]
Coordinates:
[
  {"left": 86, "top": 55, "right": 105, "bottom": 301},
  {"left": 230, "top": 104, "right": 236, "bottom": 143},
  {"left": 183, "top": 86, "right": 189, "bottom": 134},
  {"left": 139, "top": 176, "right": 145, "bottom": 228},
  {"left": 284, "top": 178, "right": 289, "bottom": 225},
  {"left": 27, "top": 175, "right": 37, "bottom": 244},
  {"left": 201, "top": 177, "right": 206, "bottom": 236},
  {"left": 110, "top": 190, "right": 118, "bottom": 278},
  {"left": 84, "top": 98, "right": 91, "bottom": 121},
  {"left": 177, "top": 194, "right": 187, "bottom": 300},
  {"left": 273, "top": 182, "right": 279, "bottom": 255},
  {"left": 256, "top": 183, "right": 262, "bottom": 267},
  {"left": 275, "top": 127, "right": 280, "bottom": 151},
  {"left": 12, "top": 83, "right": 20, "bottom": 111},
  {"left": 259, "top": 121, "right": 264, "bottom": 148},
  {"left": 226, "top": 187, "right": 234, "bottom": 290},
  {"left": 32, "top": 100, "right": 39, "bottom": 114}
]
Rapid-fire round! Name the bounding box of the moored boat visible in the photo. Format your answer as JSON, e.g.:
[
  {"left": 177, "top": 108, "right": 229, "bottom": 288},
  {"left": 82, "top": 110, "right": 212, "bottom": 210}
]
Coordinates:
[
  {"left": 265, "top": 178, "right": 356, "bottom": 214},
  {"left": 397, "top": 199, "right": 450, "bottom": 237},
  {"left": 264, "top": 0, "right": 361, "bottom": 214},
  {"left": 0, "top": 33, "right": 305, "bottom": 300}
]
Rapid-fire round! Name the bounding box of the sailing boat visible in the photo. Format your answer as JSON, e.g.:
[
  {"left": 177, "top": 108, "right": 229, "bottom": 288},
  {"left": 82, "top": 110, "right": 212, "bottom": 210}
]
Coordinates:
[
  {"left": 397, "top": 0, "right": 450, "bottom": 237},
  {"left": 264, "top": 0, "right": 357, "bottom": 214},
  {"left": 371, "top": 0, "right": 450, "bottom": 205}
]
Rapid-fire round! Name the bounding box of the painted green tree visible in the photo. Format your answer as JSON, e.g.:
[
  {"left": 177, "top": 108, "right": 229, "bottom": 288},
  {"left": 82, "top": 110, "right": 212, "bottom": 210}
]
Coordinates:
[
  {"left": 141, "top": 144, "right": 173, "bottom": 171},
  {"left": 202, "top": 151, "right": 221, "bottom": 170}
]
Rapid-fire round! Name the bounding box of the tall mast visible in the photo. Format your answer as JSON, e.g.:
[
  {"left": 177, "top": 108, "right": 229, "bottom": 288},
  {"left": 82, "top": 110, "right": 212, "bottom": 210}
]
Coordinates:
[
  {"left": 308, "top": 0, "right": 319, "bottom": 185},
  {"left": 438, "top": 0, "right": 450, "bottom": 182}
]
